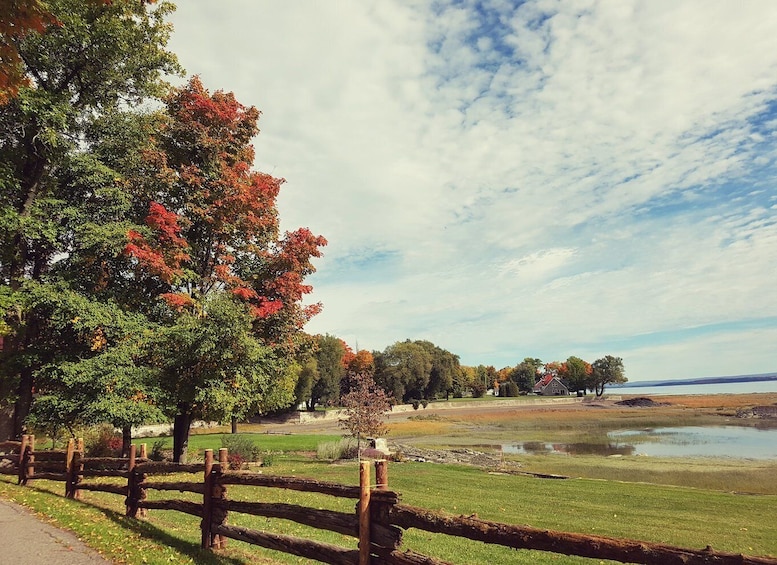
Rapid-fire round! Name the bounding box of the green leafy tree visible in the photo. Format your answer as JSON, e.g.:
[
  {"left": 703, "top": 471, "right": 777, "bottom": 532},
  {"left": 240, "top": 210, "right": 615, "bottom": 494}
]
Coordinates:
[
  {"left": 307, "top": 334, "right": 345, "bottom": 410},
  {"left": 294, "top": 356, "right": 318, "bottom": 410},
  {"left": 591, "top": 355, "right": 627, "bottom": 397},
  {"left": 374, "top": 340, "right": 433, "bottom": 403},
  {"left": 452, "top": 365, "right": 475, "bottom": 398},
  {"left": 0, "top": 0, "right": 179, "bottom": 438},
  {"left": 148, "top": 294, "right": 274, "bottom": 463},
  {"left": 558, "top": 356, "right": 592, "bottom": 396},
  {"left": 415, "top": 340, "right": 460, "bottom": 400},
  {"left": 510, "top": 357, "right": 543, "bottom": 393},
  {"left": 6, "top": 281, "right": 161, "bottom": 453}
]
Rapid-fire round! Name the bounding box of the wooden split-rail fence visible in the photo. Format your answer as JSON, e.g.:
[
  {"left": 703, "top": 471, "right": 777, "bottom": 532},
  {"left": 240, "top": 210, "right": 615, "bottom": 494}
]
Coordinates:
[{"left": 1, "top": 434, "right": 776, "bottom": 565}]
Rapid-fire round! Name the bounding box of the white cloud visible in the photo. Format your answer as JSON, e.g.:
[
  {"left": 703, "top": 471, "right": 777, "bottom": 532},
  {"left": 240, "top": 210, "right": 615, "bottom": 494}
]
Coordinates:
[{"left": 167, "top": 1, "right": 777, "bottom": 380}]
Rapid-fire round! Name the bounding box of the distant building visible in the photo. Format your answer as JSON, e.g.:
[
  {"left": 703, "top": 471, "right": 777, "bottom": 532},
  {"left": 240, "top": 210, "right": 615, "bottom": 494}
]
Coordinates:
[{"left": 532, "top": 375, "right": 570, "bottom": 396}]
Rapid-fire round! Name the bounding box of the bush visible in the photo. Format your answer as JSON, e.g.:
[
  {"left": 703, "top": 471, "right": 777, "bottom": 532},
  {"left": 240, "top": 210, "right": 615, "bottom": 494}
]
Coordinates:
[
  {"left": 84, "top": 424, "right": 122, "bottom": 457},
  {"left": 220, "top": 434, "right": 261, "bottom": 463},
  {"left": 227, "top": 453, "right": 247, "bottom": 470},
  {"left": 500, "top": 381, "right": 519, "bottom": 397},
  {"left": 316, "top": 438, "right": 358, "bottom": 460},
  {"left": 149, "top": 439, "right": 167, "bottom": 461},
  {"left": 261, "top": 453, "right": 274, "bottom": 467},
  {"left": 471, "top": 382, "right": 487, "bottom": 398}
]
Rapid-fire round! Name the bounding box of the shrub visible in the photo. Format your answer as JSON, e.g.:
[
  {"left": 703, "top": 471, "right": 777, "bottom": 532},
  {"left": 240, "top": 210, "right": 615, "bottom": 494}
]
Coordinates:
[
  {"left": 500, "top": 381, "right": 519, "bottom": 397},
  {"left": 227, "top": 453, "right": 246, "bottom": 470},
  {"left": 220, "top": 435, "right": 261, "bottom": 463},
  {"left": 149, "top": 440, "right": 167, "bottom": 461},
  {"left": 316, "top": 437, "right": 358, "bottom": 460},
  {"left": 84, "top": 424, "right": 122, "bottom": 457},
  {"left": 471, "top": 382, "right": 487, "bottom": 398},
  {"left": 261, "top": 453, "right": 274, "bottom": 467}
]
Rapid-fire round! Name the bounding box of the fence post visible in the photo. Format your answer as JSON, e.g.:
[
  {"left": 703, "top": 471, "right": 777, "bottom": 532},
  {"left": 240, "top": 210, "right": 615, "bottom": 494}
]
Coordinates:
[
  {"left": 18, "top": 434, "right": 35, "bottom": 485},
  {"left": 213, "top": 447, "right": 229, "bottom": 549},
  {"left": 359, "top": 460, "right": 371, "bottom": 565},
  {"left": 202, "top": 449, "right": 214, "bottom": 550},
  {"left": 139, "top": 443, "right": 147, "bottom": 460},
  {"left": 17, "top": 435, "right": 28, "bottom": 485},
  {"left": 375, "top": 460, "right": 388, "bottom": 490},
  {"left": 65, "top": 438, "right": 75, "bottom": 497},
  {"left": 26, "top": 435, "right": 35, "bottom": 483},
  {"left": 75, "top": 438, "right": 84, "bottom": 499}
]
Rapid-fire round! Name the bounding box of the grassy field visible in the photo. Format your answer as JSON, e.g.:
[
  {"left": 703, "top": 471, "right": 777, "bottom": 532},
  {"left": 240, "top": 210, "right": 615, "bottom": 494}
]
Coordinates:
[
  {"left": 2, "top": 454, "right": 776, "bottom": 564},
  {"left": 2, "top": 392, "right": 776, "bottom": 564}
]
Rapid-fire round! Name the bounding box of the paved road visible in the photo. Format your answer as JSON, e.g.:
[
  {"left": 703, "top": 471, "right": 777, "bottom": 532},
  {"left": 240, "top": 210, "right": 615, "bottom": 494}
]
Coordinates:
[{"left": 0, "top": 499, "right": 112, "bottom": 564}]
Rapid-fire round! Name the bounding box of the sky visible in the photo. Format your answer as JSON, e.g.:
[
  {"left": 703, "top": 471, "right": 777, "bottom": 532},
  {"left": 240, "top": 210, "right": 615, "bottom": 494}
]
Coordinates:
[{"left": 165, "top": 1, "right": 777, "bottom": 382}]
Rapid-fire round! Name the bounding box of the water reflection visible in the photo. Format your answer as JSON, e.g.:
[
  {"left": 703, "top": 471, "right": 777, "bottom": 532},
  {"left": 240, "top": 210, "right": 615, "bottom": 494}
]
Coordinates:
[
  {"left": 502, "top": 425, "right": 777, "bottom": 459},
  {"left": 503, "top": 441, "right": 635, "bottom": 456}
]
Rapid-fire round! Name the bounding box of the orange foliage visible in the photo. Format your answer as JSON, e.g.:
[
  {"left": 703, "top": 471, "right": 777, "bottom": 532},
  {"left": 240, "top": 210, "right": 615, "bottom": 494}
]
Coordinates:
[{"left": 160, "top": 293, "right": 196, "bottom": 312}]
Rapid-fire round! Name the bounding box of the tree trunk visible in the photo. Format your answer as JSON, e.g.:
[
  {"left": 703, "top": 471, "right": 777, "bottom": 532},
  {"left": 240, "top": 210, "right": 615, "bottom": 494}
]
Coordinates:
[
  {"left": 121, "top": 425, "right": 132, "bottom": 458},
  {"left": 173, "top": 411, "right": 193, "bottom": 463},
  {"left": 12, "top": 367, "right": 34, "bottom": 440},
  {"left": 231, "top": 416, "right": 238, "bottom": 434}
]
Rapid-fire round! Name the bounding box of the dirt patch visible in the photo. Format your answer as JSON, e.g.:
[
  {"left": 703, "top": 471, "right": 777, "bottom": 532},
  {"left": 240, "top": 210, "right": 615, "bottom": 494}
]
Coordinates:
[{"left": 615, "top": 397, "right": 667, "bottom": 407}]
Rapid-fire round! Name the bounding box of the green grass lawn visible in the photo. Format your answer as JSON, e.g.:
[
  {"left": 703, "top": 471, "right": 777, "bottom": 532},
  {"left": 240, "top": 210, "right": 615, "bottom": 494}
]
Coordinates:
[{"left": 2, "top": 435, "right": 777, "bottom": 565}]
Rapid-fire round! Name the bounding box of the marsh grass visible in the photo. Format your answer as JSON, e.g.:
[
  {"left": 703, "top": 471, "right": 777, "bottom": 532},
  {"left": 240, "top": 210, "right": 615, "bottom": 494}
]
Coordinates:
[{"left": 316, "top": 437, "right": 357, "bottom": 460}]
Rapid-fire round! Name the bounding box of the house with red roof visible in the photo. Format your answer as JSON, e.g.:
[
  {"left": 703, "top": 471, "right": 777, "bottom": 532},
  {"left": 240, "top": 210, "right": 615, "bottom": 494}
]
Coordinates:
[{"left": 532, "top": 374, "right": 570, "bottom": 396}]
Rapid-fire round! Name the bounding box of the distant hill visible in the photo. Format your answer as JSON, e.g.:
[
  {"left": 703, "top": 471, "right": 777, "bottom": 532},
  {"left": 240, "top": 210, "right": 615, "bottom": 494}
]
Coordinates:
[{"left": 617, "top": 372, "right": 777, "bottom": 388}]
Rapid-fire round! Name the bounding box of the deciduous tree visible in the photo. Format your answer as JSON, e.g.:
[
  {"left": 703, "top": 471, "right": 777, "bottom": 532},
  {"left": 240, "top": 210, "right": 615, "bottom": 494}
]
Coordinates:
[
  {"left": 123, "top": 77, "right": 325, "bottom": 460},
  {"left": 558, "top": 356, "right": 592, "bottom": 396},
  {"left": 374, "top": 340, "right": 433, "bottom": 403},
  {"left": 304, "top": 334, "right": 345, "bottom": 410},
  {"left": 339, "top": 372, "right": 391, "bottom": 458},
  {"left": 0, "top": 0, "right": 179, "bottom": 438},
  {"left": 510, "top": 357, "right": 543, "bottom": 393},
  {"left": 147, "top": 293, "right": 274, "bottom": 463},
  {"left": 591, "top": 355, "right": 626, "bottom": 397}
]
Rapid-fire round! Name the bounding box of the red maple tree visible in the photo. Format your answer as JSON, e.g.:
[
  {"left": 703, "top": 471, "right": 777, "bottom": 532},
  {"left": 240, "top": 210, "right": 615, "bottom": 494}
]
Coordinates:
[{"left": 125, "top": 76, "right": 326, "bottom": 344}]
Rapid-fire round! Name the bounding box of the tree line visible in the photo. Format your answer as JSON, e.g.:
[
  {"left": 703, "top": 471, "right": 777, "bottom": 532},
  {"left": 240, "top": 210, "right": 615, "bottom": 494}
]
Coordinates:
[{"left": 295, "top": 336, "right": 626, "bottom": 408}]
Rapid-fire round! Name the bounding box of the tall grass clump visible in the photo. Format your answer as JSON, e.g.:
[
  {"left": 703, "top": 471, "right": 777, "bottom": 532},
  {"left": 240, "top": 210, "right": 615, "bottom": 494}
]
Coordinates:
[{"left": 316, "top": 437, "right": 357, "bottom": 460}]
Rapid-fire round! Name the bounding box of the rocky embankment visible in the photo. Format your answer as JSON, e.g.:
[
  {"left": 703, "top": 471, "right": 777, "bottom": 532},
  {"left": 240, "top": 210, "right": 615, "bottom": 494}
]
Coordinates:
[
  {"left": 392, "top": 443, "right": 516, "bottom": 468},
  {"left": 737, "top": 405, "right": 777, "bottom": 419}
]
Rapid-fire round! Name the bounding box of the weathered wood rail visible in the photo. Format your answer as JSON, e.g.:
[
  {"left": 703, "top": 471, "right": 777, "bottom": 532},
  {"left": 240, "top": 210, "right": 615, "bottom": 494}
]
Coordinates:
[{"left": 2, "top": 434, "right": 776, "bottom": 565}]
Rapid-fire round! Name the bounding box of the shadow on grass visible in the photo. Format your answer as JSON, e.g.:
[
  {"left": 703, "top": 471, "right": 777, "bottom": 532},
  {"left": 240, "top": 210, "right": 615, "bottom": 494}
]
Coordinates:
[
  {"left": 19, "top": 481, "right": 247, "bottom": 565},
  {"left": 97, "top": 506, "right": 247, "bottom": 565}
]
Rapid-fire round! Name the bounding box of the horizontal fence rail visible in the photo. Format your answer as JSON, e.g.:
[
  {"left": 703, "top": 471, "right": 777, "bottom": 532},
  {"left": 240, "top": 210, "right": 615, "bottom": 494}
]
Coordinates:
[{"left": 1, "top": 434, "right": 776, "bottom": 565}]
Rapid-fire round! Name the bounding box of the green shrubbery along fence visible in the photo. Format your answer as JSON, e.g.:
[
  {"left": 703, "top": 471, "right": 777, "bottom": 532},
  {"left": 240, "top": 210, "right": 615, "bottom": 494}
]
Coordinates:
[{"left": 1, "top": 435, "right": 776, "bottom": 565}]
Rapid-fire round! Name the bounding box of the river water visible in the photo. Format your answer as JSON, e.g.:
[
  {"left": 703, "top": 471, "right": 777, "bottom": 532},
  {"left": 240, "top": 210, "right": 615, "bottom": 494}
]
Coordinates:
[
  {"left": 500, "top": 378, "right": 777, "bottom": 459},
  {"left": 612, "top": 379, "right": 777, "bottom": 396},
  {"left": 502, "top": 425, "right": 777, "bottom": 459}
]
